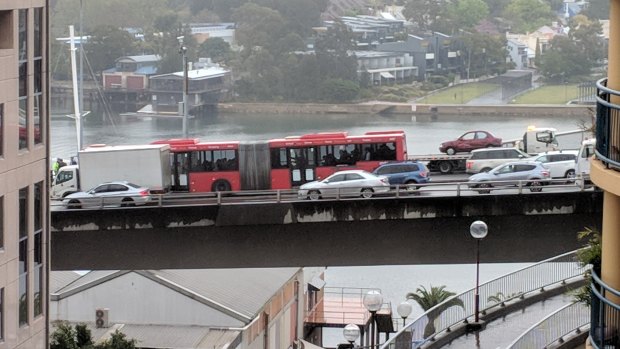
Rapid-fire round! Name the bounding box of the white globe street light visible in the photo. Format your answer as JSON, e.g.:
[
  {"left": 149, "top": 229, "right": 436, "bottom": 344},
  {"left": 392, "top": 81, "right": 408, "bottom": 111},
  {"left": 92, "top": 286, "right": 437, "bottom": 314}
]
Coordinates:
[
  {"left": 397, "top": 301, "right": 413, "bottom": 327},
  {"left": 470, "top": 220, "right": 488, "bottom": 325},
  {"left": 343, "top": 323, "right": 360, "bottom": 345},
  {"left": 363, "top": 290, "right": 383, "bottom": 349}
]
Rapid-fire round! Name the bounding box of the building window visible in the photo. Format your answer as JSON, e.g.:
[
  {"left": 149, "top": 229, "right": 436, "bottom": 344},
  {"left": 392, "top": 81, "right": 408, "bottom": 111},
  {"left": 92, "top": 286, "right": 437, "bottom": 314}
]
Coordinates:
[
  {"left": 0, "top": 287, "right": 4, "bottom": 341},
  {"left": 19, "top": 187, "right": 28, "bottom": 327},
  {"left": 34, "top": 182, "right": 43, "bottom": 317},
  {"left": 18, "top": 10, "right": 28, "bottom": 150},
  {"left": 0, "top": 10, "right": 14, "bottom": 50},
  {"left": 0, "top": 196, "right": 3, "bottom": 250},
  {"left": 33, "top": 8, "right": 43, "bottom": 145},
  {"left": 0, "top": 103, "right": 3, "bottom": 156}
]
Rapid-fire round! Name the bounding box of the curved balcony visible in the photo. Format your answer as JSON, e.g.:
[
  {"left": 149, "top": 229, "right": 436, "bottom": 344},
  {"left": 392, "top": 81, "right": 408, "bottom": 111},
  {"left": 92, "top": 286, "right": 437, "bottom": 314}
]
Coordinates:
[
  {"left": 589, "top": 270, "right": 620, "bottom": 348},
  {"left": 595, "top": 79, "right": 620, "bottom": 170}
]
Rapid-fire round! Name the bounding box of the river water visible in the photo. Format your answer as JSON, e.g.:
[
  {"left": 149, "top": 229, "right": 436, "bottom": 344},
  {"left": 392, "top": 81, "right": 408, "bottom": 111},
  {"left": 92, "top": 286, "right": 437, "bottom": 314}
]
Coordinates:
[
  {"left": 51, "top": 109, "right": 591, "bottom": 159},
  {"left": 51, "top": 108, "right": 586, "bottom": 347}
]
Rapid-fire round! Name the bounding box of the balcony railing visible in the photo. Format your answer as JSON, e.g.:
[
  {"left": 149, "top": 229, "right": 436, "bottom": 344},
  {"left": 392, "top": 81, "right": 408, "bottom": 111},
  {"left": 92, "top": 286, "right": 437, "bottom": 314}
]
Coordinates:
[
  {"left": 595, "top": 78, "right": 620, "bottom": 170},
  {"left": 589, "top": 270, "right": 620, "bottom": 348}
]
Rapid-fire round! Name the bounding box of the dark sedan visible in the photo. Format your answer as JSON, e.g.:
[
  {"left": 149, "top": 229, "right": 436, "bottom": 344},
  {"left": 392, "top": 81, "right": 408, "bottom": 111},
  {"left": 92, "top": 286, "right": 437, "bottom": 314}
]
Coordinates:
[{"left": 439, "top": 131, "right": 502, "bottom": 155}]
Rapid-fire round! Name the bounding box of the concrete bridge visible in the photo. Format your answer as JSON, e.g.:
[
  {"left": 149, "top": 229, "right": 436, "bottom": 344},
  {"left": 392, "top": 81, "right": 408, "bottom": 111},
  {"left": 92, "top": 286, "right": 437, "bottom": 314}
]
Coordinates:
[{"left": 50, "top": 191, "right": 603, "bottom": 270}]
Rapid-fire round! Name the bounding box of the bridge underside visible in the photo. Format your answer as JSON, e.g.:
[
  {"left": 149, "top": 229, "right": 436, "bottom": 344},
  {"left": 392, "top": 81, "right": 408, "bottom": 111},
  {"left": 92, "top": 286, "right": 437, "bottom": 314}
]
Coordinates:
[{"left": 51, "top": 191, "right": 602, "bottom": 270}]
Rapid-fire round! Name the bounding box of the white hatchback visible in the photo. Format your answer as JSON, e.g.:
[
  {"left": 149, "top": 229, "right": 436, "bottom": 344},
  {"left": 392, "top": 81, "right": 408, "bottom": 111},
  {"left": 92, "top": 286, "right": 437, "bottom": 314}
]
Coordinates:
[{"left": 529, "top": 150, "right": 578, "bottom": 178}]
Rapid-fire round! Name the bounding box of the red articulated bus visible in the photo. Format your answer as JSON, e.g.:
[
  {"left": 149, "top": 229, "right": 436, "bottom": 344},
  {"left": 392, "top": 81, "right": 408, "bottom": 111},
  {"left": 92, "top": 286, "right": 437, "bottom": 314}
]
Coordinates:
[{"left": 152, "top": 130, "right": 407, "bottom": 192}]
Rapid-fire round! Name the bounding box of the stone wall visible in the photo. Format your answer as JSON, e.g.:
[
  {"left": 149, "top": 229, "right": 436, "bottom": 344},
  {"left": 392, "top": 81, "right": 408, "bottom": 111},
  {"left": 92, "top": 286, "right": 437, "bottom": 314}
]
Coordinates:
[{"left": 218, "top": 102, "right": 593, "bottom": 117}]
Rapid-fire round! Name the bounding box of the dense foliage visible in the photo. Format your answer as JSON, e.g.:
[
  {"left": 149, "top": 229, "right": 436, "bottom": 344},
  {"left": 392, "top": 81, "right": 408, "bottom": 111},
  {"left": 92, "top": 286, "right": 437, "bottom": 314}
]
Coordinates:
[{"left": 51, "top": 323, "right": 136, "bottom": 349}]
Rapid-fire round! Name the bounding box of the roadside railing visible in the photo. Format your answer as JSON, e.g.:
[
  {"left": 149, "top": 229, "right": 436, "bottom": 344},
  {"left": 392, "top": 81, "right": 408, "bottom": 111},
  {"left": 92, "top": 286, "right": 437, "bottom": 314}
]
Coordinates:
[
  {"left": 380, "top": 249, "right": 589, "bottom": 349},
  {"left": 596, "top": 78, "right": 620, "bottom": 170},
  {"left": 589, "top": 270, "right": 620, "bottom": 349},
  {"left": 506, "top": 301, "right": 590, "bottom": 349},
  {"left": 50, "top": 178, "right": 595, "bottom": 210}
]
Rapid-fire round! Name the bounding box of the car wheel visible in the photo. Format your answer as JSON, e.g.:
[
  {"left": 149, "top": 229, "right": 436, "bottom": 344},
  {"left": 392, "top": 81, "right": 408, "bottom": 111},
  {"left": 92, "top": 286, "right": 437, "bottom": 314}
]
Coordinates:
[
  {"left": 565, "top": 169, "right": 576, "bottom": 179},
  {"left": 439, "top": 161, "right": 453, "bottom": 174},
  {"left": 480, "top": 167, "right": 492, "bottom": 173},
  {"left": 212, "top": 179, "right": 232, "bottom": 192},
  {"left": 529, "top": 180, "right": 543, "bottom": 192},
  {"left": 477, "top": 183, "right": 492, "bottom": 194},
  {"left": 361, "top": 188, "right": 374, "bottom": 198},
  {"left": 62, "top": 191, "right": 76, "bottom": 198},
  {"left": 121, "top": 198, "right": 135, "bottom": 207},
  {"left": 405, "top": 180, "right": 419, "bottom": 192},
  {"left": 446, "top": 147, "right": 456, "bottom": 155},
  {"left": 308, "top": 190, "right": 321, "bottom": 201},
  {"left": 67, "top": 199, "right": 82, "bottom": 209}
]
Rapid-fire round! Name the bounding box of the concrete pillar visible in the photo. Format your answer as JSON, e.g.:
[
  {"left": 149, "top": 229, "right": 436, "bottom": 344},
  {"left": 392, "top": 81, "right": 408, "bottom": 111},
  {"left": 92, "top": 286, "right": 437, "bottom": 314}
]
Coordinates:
[{"left": 601, "top": 191, "right": 620, "bottom": 302}]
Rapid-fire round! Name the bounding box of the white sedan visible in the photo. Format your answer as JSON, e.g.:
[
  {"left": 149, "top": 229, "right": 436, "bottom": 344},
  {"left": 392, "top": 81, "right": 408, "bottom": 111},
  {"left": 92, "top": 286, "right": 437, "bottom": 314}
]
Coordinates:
[
  {"left": 298, "top": 170, "right": 391, "bottom": 200},
  {"left": 63, "top": 181, "right": 152, "bottom": 209}
]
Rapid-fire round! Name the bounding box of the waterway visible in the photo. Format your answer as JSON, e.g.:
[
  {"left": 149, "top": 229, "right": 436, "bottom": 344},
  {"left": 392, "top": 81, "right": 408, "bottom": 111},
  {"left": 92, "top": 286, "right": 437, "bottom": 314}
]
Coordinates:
[
  {"left": 51, "top": 108, "right": 592, "bottom": 159},
  {"left": 51, "top": 108, "right": 585, "bottom": 348}
]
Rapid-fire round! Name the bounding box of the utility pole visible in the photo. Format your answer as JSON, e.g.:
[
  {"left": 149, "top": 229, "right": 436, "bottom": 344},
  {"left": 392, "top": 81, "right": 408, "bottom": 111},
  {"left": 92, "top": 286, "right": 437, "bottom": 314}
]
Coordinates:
[
  {"left": 79, "top": 0, "right": 84, "bottom": 145},
  {"left": 178, "top": 36, "right": 189, "bottom": 138}
]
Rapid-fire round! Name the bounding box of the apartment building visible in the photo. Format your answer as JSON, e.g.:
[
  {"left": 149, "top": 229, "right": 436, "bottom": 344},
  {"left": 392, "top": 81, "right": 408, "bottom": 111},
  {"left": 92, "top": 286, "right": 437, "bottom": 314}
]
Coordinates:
[{"left": 0, "top": 1, "right": 49, "bottom": 348}]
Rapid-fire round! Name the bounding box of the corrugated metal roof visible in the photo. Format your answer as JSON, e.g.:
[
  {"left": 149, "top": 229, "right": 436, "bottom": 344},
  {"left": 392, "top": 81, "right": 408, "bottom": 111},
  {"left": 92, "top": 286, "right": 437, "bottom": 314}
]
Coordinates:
[
  {"left": 196, "top": 328, "right": 241, "bottom": 349},
  {"left": 50, "top": 271, "right": 81, "bottom": 293},
  {"left": 54, "top": 270, "right": 125, "bottom": 294},
  {"left": 150, "top": 268, "right": 299, "bottom": 319},
  {"left": 116, "top": 54, "right": 161, "bottom": 63}
]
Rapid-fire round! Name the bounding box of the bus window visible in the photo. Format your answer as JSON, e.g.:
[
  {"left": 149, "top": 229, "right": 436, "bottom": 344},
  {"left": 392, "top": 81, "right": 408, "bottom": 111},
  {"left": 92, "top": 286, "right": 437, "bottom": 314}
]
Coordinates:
[
  {"left": 271, "top": 148, "right": 288, "bottom": 169},
  {"left": 375, "top": 142, "right": 396, "bottom": 160},
  {"left": 213, "top": 150, "right": 238, "bottom": 171}
]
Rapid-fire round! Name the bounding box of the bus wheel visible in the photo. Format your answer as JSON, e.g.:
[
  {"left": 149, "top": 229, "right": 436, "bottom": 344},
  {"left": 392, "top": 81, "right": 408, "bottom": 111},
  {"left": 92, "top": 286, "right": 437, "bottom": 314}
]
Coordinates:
[
  {"left": 439, "top": 162, "right": 453, "bottom": 174},
  {"left": 212, "top": 179, "right": 232, "bottom": 192}
]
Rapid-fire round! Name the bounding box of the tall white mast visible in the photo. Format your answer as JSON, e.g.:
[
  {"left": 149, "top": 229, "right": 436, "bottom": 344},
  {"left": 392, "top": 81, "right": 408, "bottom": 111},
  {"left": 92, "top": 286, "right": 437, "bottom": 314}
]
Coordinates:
[{"left": 69, "top": 25, "right": 82, "bottom": 151}]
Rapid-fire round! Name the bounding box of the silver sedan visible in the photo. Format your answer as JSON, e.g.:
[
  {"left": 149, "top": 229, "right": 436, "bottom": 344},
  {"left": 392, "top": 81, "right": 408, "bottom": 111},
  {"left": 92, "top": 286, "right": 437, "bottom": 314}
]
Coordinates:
[
  {"left": 298, "top": 170, "right": 391, "bottom": 200},
  {"left": 63, "top": 181, "right": 152, "bottom": 209}
]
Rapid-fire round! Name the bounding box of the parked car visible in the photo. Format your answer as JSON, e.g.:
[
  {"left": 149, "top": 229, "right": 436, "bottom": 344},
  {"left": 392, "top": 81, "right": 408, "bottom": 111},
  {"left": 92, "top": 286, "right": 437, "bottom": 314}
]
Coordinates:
[
  {"left": 298, "top": 170, "right": 390, "bottom": 200},
  {"left": 465, "top": 147, "right": 530, "bottom": 174},
  {"left": 529, "top": 150, "right": 578, "bottom": 179},
  {"left": 372, "top": 161, "right": 430, "bottom": 189},
  {"left": 63, "top": 181, "right": 152, "bottom": 209},
  {"left": 439, "top": 131, "right": 503, "bottom": 155},
  {"left": 468, "top": 161, "right": 550, "bottom": 194}
]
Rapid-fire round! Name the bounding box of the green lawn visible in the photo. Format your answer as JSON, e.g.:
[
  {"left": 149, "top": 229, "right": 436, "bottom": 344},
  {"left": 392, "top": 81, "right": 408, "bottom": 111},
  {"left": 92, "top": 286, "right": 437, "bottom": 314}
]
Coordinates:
[
  {"left": 510, "top": 84, "right": 579, "bottom": 104},
  {"left": 416, "top": 83, "right": 496, "bottom": 104}
]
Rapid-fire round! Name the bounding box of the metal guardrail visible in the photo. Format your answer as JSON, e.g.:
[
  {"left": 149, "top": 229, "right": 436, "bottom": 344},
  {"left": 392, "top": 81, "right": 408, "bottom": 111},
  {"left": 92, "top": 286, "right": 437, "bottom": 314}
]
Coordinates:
[
  {"left": 506, "top": 301, "right": 590, "bottom": 349},
  {"left": 595, "top": 78, "right": 620, "bottom": 170},
  {"left": 380, "top": 249, "right": 589, "bottom": 349},
  {"left": 50, "top": 178, "right": 595, "bottom": 210},
  {"left": 589, "top": 270, "right": 620, "bottom": 349}
]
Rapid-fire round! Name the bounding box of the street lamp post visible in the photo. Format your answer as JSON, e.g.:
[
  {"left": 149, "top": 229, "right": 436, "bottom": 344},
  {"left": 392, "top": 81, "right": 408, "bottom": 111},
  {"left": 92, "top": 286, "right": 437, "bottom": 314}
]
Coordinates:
[
  {"left": 470, "top": 220, "right": 488, "bottom": 329},
  {"left": 363, "top": 290, "right": 383, "bottom": 349},
  {"left": 177, "top": 36, "right": 189, "bottom": 139},
  {"left": 396, "top": 301, "right": 412, "bottom": 328}
]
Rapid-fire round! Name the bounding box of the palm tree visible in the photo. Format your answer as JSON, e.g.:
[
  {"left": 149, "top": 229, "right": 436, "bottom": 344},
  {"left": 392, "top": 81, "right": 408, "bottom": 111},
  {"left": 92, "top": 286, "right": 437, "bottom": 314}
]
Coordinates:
[{"left": 406, "top": 285, "right": 464, "bottom": 338}]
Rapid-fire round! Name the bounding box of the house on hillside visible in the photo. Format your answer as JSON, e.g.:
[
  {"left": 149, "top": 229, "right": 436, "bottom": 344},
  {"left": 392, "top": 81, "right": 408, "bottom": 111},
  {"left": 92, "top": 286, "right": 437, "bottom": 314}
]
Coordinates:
[
  {"left": 377, "top": 32, "right": 460, "bottom": 81},
  {"left": 190, "top": 22, "right": 236, "bottom": 45},
  {"left": 354, "top": 51, "right": 417, "bottom": 85},
  {"left": 51, "top": 268, "right": 326, "bottom": 349}
]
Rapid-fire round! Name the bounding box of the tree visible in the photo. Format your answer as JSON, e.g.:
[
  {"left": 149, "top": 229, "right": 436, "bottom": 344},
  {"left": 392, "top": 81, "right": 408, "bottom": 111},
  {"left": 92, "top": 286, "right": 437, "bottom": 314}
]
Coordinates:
[
  {"left": 447, "top": 0, "right": 489, "bottom": 30},
  {"left": 406, "top": 285, "right": 464, "bottom": 338},
  {"left": 84, "top": 25, "right": 137, "bottom": 74},
  {"left": 503, "top": 0, "right": 555, "bottom": 33},
  {"left": 315, "top": 22, "right": 358, "bottom": 81},
  {"left": 320, "top": 79, "right": 360, "bottom": 102},
  {"left": 198, "top": 38, "right": 232, "bottom": 64},
  {"left": 95, "top": 330, "right": 137, "bottom": 349},
  {"left": 232, "top": 3, "right": 286, "bottom": 56},
  {"left": 50, "top": 323, "right": 79, "bottom": 349},
  {"left": 403, "top": 0, "right": 449, "bottom": 32}
]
